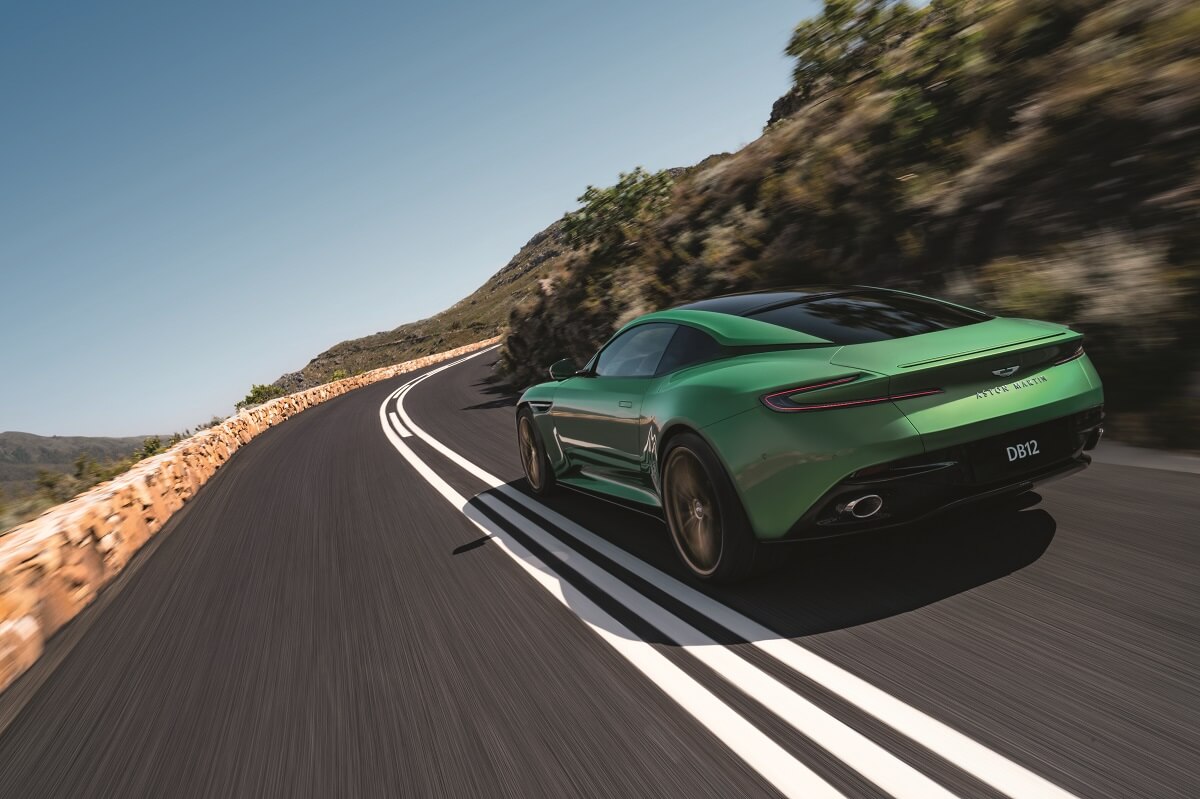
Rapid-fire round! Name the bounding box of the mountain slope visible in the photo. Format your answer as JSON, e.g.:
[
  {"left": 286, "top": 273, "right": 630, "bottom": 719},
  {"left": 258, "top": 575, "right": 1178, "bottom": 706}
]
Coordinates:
[
  {"left": 271, "top": 222, "right": 568, "bottom": 393},
  {"left": 273, "top": 0, "right": 1198, "bottom": 449},
  {"left": 498, "top": 0, "right": 1200, "bottom": 449}
]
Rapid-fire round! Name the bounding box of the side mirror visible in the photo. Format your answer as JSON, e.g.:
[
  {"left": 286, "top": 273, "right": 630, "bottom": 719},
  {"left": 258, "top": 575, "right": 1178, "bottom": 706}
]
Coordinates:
[{"left": 548, "top": 359, "right": 579, "bottom": 381}]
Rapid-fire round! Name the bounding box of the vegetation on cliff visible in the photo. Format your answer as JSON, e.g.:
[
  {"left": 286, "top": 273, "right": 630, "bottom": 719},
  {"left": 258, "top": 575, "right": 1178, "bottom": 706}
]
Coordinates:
[
  {"left": 499, "top": 0, "right": 1200, "bottom": 448},
  {"left": 236, "top": 383, "right": 286, "bottom": 410}
]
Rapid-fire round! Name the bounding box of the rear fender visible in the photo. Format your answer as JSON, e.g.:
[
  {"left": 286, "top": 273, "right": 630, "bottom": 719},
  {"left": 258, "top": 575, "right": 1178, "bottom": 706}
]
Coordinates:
[{"left": 701, "top": 403, "right": 923, "bottom": 541}]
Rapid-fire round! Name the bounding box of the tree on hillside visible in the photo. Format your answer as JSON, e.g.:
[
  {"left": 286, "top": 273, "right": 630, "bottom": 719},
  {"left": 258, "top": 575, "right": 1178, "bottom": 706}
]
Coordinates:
[
  {"left": 561, "top": 167, "right": 675, "bottom": 253},
  {"left": 786, "top": 0, "right": 917, "bottom": 103}
]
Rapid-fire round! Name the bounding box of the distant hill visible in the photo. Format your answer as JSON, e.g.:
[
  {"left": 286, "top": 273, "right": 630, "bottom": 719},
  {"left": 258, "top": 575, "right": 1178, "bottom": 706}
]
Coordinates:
[
  {"left": 268, "top": 164, "right": 707, "bottom": 395},
  {"left": 271, "top": 221, "right": 569, "bottom": 394},
  {"left": 0, "top": 431, "right": 149, "bottom": 498}
]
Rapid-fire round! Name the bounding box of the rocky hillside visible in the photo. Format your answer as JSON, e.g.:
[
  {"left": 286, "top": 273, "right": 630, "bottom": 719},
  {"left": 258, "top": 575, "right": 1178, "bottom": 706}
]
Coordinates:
[
  {"left": 499, "top": 0, "right": 1200, "bottom": 449},
  {"left": 278, "top": 0, "right": 1197, "bottom": 449},
  {"left": 272, "top": 221, "right": 569, "bottom": 393}
]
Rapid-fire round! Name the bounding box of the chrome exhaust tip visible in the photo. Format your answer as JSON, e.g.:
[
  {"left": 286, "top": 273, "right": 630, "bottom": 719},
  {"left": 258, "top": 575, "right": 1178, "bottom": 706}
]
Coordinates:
[{"left": 842, "top": 494, "right": 883, "bottom": 519}]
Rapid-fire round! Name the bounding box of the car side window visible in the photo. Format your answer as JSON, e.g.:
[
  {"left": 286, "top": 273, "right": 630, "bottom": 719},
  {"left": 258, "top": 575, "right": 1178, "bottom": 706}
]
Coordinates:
[
  {"left": 593, "top": 324, "right": 676, "bottom": 378},
  {"left": 656, "top": 325, "right": 722, "bottom": 375}
]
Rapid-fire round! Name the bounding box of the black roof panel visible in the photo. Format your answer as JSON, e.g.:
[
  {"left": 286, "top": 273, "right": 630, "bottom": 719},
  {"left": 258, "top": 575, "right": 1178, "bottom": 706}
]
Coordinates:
[
  {"left": 672, "top": 286, "right": 851, "bottom": 316},
  {"left": 672, "top": 286, "right": 992, "bottom": 344}
]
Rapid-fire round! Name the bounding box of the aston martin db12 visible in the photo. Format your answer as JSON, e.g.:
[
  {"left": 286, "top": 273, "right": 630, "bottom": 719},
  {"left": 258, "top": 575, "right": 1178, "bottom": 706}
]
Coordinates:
[{"left": 515, "top": 287, "right": 1104, "bottom": 581}]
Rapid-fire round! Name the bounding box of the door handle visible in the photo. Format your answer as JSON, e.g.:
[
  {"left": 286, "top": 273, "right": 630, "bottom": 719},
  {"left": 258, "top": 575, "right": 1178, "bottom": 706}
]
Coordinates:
[{"left": 618, "top": 400, "right": 633, "bottom": 408}]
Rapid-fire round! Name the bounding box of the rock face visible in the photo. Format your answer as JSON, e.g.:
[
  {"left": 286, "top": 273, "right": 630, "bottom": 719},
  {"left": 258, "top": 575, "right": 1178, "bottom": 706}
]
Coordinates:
[{"left": 0, "top": 337, "right": 499, "bottom": 695}]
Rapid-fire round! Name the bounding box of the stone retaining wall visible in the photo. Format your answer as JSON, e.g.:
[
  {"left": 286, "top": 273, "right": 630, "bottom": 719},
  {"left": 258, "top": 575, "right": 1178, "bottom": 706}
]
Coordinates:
[{"left": 0, "top": 337, "right": 500, "bottom": 694}]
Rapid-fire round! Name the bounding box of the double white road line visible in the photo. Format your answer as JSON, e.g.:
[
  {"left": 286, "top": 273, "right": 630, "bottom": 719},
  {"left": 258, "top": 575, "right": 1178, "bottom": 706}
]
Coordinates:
[{"left": 379, "top": 347, "right": 1077, "bottom": 799}]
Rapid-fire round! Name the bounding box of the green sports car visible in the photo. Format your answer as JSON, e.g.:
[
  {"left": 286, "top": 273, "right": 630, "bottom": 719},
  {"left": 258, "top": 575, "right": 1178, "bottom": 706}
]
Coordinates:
[{"left": 515, "top": 286, "right": 1104, "bottom": 582}]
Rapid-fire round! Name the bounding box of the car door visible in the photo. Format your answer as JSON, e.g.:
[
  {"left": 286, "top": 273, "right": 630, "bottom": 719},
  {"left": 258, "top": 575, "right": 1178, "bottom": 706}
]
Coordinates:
[{"left": 550, "top": 323, "right": 676, "bottom": 484}]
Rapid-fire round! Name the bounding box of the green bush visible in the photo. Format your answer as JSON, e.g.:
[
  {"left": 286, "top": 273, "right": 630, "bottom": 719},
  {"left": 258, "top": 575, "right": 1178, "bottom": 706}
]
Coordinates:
[
  {"left": 137, "top": 436, "right": 163, "bottom": 459},
  {"left": 236, "top": 383, "right": 286, "bottom": 410}
]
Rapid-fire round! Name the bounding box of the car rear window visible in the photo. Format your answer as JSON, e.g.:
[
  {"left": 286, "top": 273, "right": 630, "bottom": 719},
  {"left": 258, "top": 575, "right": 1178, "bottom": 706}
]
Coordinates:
[{"left": 747, "top": 291, "right": 991, "bottom": 345}]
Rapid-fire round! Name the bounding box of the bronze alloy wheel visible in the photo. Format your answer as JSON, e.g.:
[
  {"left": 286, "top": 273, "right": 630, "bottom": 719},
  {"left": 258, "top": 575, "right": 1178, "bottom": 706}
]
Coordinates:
[
  {"left": 663, "top": 446, "right": 722, "bottom": 575},
  {"left": 518, "top": 415, "right": 542, "bottom": 490}
]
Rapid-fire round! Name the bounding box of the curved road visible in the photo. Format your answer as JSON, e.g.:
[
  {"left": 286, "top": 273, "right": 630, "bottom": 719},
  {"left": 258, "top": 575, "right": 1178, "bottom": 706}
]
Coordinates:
[{"left": 1, "top": 348, "right": 1196, "bottom": 797}]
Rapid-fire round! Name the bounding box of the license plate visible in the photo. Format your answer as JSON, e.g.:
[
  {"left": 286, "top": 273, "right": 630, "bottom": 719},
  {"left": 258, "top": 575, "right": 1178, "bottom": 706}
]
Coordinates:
[
  {"left": 969, "top": 422, "right": 1069, "bottom": 484},
  {"left": 1004, "top": 438, "right": 1041, "bottom": 463}
]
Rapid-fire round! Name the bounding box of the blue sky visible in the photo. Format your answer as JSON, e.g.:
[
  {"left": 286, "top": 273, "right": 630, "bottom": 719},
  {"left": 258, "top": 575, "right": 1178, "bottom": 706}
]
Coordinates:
[{"left": 0, "top": 1, "right": 814, "bottom": 436}]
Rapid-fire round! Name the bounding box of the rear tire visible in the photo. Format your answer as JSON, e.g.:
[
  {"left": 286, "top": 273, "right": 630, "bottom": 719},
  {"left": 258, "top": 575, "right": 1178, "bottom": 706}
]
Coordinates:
[
  {"left": 661, "top": 432, "right": 758, "bottom": 583},
  {"left": 516, "top": 407, "right": 555, "bottom": 496}
]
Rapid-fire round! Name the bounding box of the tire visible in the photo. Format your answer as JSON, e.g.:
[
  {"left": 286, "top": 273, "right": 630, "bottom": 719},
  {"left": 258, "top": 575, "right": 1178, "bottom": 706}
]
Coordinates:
[
  {"left": 516, "top": 407, "right": 556, "bottom": 496},
  {"left": 661, "top": 432, "right": 758, "bottom": 583}
]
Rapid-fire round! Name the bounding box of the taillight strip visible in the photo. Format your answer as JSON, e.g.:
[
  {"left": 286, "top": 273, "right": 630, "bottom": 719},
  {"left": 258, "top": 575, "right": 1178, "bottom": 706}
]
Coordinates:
[
  {"left": 761, "top": 375, "right": 861, "bottom": 412},
  {"left": 763, "top": 388, "right": 943, "bottom": 412},
  {"left": 1053, "top": 344, "right": 1085, "bottom": 365}
]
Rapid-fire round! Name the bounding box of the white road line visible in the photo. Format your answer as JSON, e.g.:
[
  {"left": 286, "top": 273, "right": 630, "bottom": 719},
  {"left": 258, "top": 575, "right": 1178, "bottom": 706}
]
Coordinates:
[
  {"left": 377, "top": 380, "right": 844, "bottom": 799},
  {"left": 473, "top": 493, "right": 958, "bottom": 799},
  {"left": 387, "top": 410, "right": 412, "bottom": 437},
  {"left": 384, "top": 356, "right": 959, "bottom": 799},
  {"left": 392, "top": 349, "right": 1080, "bottom": 799}
]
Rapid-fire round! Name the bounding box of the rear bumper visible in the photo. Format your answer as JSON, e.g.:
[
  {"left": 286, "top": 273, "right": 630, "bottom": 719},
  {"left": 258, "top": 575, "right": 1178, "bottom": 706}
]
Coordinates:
[{"left": 772, "top": 405, "right": 1104, "bottom": 542}]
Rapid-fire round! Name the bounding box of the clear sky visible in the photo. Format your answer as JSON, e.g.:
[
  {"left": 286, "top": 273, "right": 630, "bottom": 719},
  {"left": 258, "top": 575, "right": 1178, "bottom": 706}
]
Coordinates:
[{"left": 0, "top": 0, "right": 814, "bottom": 436}]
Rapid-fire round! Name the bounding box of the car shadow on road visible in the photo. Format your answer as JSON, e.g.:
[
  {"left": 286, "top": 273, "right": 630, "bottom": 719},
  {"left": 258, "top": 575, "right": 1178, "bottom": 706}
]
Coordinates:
[
  {"left": 715, "top": 493, "right": 1057, "bottom": 640},
  {"left": 463, "top": 483, "right": 1057, "bottom": 644},
  {"left": 461, "top": 378, "right": 518, "bottom": 411}
]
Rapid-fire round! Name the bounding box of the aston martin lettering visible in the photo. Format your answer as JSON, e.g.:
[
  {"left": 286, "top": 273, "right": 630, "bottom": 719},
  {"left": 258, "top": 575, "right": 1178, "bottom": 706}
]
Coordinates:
[
  {"left": 976, "top": 374, "right": 1048, "bottom": 399},
  {"left": 1012, "top": 375, "right": 1049, "bottom": 389}
]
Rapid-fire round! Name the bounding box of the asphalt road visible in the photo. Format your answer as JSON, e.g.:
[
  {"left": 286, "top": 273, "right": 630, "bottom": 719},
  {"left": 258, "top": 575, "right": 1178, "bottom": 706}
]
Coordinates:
[{"left": 0, "top": 348, "right": 1196, "bottom": 798}]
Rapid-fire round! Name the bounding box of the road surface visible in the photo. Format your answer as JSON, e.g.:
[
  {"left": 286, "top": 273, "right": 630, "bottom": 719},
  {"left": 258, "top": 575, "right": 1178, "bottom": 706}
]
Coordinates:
[{"left": 1, "top": 348, "right": 1195, "bottom": 798}]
